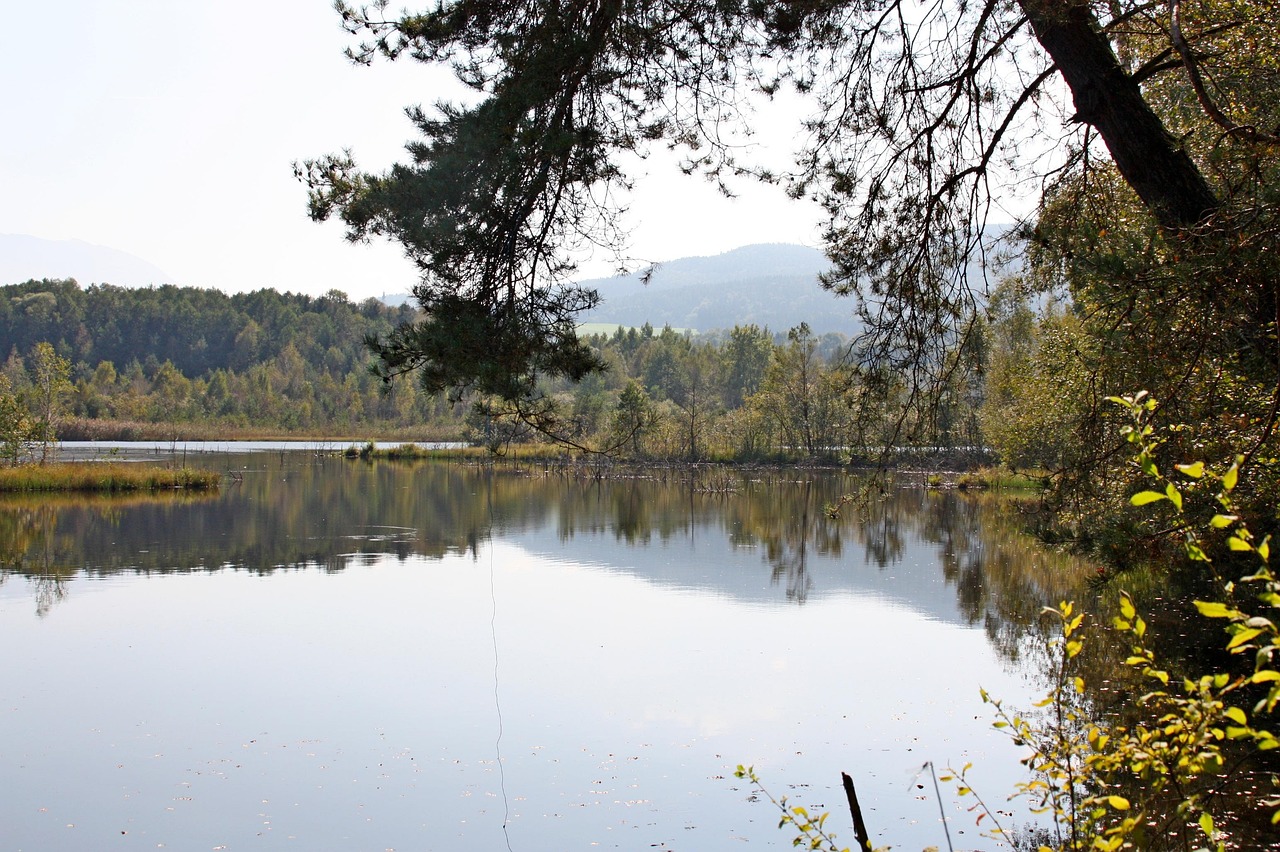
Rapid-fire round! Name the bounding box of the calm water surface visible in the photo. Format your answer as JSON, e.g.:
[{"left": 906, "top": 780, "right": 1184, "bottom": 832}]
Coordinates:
[{"left": 0, "top": 454, "right": 1091, "bottom": 851}]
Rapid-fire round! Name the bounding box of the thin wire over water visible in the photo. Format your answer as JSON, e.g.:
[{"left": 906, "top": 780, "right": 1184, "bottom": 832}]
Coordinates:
[{"left": 488, "top": 481, "right": 514, "bottom": 852}]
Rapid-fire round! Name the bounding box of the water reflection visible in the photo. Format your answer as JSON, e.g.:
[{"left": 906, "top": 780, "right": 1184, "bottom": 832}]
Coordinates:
[
  {"left": 0, "top": 456, "right": 1099, "bottom": 852},
  {"left": 0, "top": 458, "right": 1088, "bottom": 641}
]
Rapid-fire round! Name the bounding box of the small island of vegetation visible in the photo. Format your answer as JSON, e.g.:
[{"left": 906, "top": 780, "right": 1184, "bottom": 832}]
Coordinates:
[{"left": 0, "top": 462, "right": 220, "bottom": 493}]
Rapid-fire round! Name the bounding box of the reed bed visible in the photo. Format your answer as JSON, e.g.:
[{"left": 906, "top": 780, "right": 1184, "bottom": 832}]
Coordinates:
[
  {"left": 954, "top": 466, "right": 1047, "bottom": 491},
  {"left": 0, "top": 463, "right": 221, "bottom": 493}
]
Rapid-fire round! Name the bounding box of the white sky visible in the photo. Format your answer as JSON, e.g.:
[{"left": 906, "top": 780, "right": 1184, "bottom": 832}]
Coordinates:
[{"left": 0, "top": 0, "right": 825, "bottom": 300}]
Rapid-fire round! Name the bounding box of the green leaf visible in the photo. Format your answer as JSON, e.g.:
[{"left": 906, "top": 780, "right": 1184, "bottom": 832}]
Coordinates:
[
  {"left": 1200, "top": 812, "right": 1215, "bottom": 838},
  {"left": 1228, "top": 537, "right": 1253, "bottom": 552},
  {"left": 1209, "top": 514, "right": 1237, "bottom": 529},
  {"left": 1165, "top": 482, "right": 1183, "bottom": 511},
  {"left": 1130, "top": 490, "right": 1167, "bottom": 506}
]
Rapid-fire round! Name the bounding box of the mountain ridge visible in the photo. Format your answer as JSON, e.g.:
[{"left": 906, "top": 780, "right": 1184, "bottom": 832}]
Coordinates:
[
  {"left": 0, "top": 234, "right": 175, "bottom": 288},
  {"left": 575, "top": 243, "right": 859, "bottom": 335}
]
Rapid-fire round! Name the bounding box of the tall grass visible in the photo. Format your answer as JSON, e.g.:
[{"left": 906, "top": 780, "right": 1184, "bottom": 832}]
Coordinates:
[
  {"left": 0, "top": 463, "right": 221, "bottom": 492},
  {"left": 954, "top": 465, "right": 1047, "bottom": 491}
]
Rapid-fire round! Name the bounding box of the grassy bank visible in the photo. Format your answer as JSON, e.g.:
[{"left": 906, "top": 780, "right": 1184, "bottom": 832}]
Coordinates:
[{"left": 0, "top": 463, "right": 221, "bottom": 493}]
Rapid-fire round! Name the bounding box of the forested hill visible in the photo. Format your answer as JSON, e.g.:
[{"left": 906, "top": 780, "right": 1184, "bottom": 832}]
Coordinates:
[
  {"left": 0, "top": 278, "right": 436, "bottom": 433},
  {"left": 0, "top": 278, "right": 415, "bottom": 380}
]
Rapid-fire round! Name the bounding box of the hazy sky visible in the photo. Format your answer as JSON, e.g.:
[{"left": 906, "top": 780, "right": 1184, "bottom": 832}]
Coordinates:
[{"left": 1, "top": 0, "right": 825, "bottom": 300}]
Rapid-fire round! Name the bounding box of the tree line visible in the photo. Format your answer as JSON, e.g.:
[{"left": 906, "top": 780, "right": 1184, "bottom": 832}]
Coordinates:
[
  {"left": 1, "top": 274, "right": 1011, "bottom": 460},
  {"left": 0, "top": 278, "right": 465, "bottom": 439}
]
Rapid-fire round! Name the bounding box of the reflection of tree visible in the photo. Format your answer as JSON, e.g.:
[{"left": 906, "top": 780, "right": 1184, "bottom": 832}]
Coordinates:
[
  {"left": 0, "top": 502, "right": 79, "bottom": 616},
  {"left": 856, "top": 493, "right": 906, "bottom": 569},
  {"left": 923, "top": 494, "right": 989, "bottom": 622},
  {"left": 765, "top": 481, "right": 814, "bottom": 603},
  {"left": 0, "top": 458, "right": 1093, "bottom": 640},
  {"left": 32, "top": 570, "right": 67, "bottom": 618},
  {"left": 905, "top": 490, "right": 1090, "bottom": 659}
]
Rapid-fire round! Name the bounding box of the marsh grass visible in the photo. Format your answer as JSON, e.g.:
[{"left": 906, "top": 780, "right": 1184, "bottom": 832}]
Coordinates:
[
  {"left": 955, "top": 466, "right": 1046, "bottom": 491},
  {"left": 0, "top": 463, "right": 221, "bottom": 493}
]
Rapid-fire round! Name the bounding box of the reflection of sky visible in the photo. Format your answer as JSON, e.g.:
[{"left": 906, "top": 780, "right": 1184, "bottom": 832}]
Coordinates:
[
  {"left": 510, "top": 516, "right": 969, "bottom": 623},
  {"left": 2, "top": 543, "right": 1043, "bottom": 852}
]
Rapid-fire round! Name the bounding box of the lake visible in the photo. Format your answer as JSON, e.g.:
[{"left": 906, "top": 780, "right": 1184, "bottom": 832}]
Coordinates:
[{"left": 0, "top": 451, "right": 1092, "bottom": 851}]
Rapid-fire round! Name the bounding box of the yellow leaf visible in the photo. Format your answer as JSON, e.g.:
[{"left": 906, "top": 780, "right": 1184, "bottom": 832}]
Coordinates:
[
  {"left": 1194, "top": 600, "right": 1233, "bottom": 618},
  {"left": 1228, "top": 627, "right": 1265, "bottom": 649}
]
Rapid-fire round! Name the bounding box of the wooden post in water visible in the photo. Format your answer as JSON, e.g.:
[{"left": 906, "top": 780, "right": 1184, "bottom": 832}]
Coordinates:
[{"left": 841, "top": 771, "right": 873, "bottom": 852}]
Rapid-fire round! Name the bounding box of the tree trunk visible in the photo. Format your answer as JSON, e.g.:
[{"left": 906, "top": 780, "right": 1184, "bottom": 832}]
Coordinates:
[{"left": 1021, "top": 1, "right": 1220, "bottom": 231}]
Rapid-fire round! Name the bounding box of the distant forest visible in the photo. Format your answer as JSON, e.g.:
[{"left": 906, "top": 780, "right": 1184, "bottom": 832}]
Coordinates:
[
  {"left": 0, "top": 278, "right": 453, "bottom": 436},
  {"left": 0, "top": 277, "right": 997, "bottom": 460}
]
